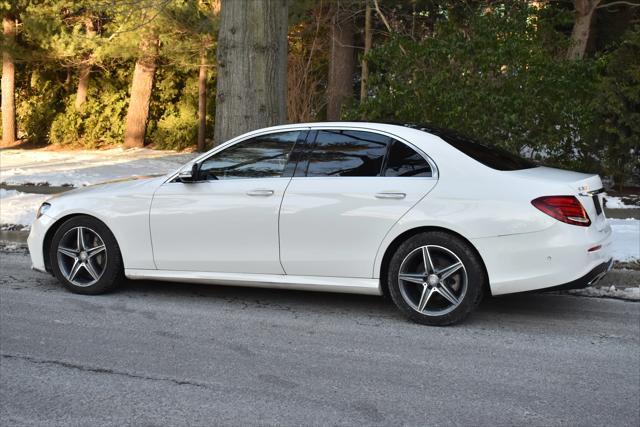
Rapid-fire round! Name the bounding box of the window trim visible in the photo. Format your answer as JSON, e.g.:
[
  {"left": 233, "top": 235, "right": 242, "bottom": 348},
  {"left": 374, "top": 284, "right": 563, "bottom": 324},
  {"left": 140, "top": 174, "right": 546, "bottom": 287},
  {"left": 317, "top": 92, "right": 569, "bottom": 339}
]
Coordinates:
[
  {"left": 164, "top": 125, "right": 438, "bottom": 184},
  {"left": 381, "top": 139, "right": 434, "bottom": 178},
  {"left": 295, "top": 127, "right": 438, "bottom": 179},
  {"left": 166, "top": 128, "right": 309, "bottom": 183}
]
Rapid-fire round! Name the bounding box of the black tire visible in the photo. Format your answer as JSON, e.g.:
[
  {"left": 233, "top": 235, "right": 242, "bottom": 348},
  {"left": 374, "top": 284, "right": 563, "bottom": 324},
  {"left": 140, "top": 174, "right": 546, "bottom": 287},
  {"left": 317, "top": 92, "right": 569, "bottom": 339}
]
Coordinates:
[
  {"left": 387, "top": 231, "right": 485, "bottom": 326},
  {"left": 49, "top": 215, "right": 124, "bottom": 295}
]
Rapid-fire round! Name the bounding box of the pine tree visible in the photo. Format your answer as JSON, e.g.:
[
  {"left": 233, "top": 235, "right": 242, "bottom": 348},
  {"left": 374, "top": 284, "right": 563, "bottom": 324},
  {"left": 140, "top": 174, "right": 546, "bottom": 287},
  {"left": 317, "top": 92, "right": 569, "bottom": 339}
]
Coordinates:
[{"left": 1, "top": 15, "right": 16, "bottom": 145}]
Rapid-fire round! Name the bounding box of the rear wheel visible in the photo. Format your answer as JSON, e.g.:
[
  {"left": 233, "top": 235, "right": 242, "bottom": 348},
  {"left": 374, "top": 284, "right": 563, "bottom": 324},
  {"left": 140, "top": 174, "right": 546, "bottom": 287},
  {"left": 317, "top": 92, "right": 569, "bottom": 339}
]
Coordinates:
[
  {"left": 387, "top": 231, "right": 485, "bottom": 326},
  {"left": 49, "top": 216, "right": 123, "bottom": 295}
]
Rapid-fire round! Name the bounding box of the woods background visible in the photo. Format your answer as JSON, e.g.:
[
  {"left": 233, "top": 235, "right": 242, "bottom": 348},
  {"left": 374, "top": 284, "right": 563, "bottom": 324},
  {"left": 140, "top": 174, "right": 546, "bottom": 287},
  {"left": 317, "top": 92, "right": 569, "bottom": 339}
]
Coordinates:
[{"left": 1, "top": 0, "right": 639, "bottom": 186}]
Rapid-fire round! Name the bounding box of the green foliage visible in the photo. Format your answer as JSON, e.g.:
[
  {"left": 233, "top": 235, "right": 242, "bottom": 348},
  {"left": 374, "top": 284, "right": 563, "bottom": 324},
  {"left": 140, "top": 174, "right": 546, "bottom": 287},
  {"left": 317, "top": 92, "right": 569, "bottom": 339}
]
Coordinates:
[
  {"left": 50, "top": 68, "right": 130, "bottom": 147},
  {"left": 352, "top": 3, "right": 600, "bottom": 171},
  {"left": 146, "top": 67, "right": 215, "bottom": 150},
  {"left": 595, "top": 26, "right": 640, "bottom": 186},
  {"left": 6, "top": 0, "right": 217, "bottom": 150},
  {"left": 151, "top": 101, "right": 198, "bottom": 150},
  {"left": 15, "top": 70, "right": 65, "bottom": 145},
  {"left": 150, "top": 70, "right": 195, "bottom": 150},
  {"left": 4, "top": 0, "right": 637, "bottom": 180}
]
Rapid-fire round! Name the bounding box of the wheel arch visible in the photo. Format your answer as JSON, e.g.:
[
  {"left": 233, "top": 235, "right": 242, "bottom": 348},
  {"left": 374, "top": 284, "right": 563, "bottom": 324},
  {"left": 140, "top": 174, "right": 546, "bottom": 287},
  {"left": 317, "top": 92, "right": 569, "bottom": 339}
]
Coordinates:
[
  {"left": 378, "top": 226, "right": 491, "bottom": 298},
  {"left": 42, "top": 213, "right": 117, "bottom": 273}
]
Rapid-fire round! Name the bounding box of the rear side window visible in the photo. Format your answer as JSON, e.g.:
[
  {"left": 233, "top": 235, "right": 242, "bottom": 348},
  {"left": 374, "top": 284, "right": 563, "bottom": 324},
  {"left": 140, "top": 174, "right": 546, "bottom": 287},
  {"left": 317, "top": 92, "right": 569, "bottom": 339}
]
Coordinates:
[
  {"left": 383, "top": 141, "right": 432, "bottom": 177},
  {"left": 434, "top": 130, "right": 535, "bottom": 171},
  {"left": 304, "top": 130, "right": 392, "bottom": 177}
]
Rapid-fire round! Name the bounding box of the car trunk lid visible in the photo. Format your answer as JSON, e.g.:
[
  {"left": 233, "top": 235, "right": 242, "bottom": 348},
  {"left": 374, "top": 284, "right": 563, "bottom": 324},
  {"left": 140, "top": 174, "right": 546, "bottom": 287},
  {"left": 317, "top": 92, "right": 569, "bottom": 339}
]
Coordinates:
[{"left": 508, "top": 166, "right": 607, "bottom": 229}]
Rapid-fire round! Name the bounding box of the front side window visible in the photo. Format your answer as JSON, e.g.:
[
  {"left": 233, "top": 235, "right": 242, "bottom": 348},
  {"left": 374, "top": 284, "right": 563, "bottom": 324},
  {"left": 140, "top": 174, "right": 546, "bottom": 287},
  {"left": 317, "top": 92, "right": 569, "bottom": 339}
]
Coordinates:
[
  {"left": 199, "top": 131, "right": 300, "bottom": 180},
  {"left": 383, "top": 141, "right": 432, "bottom": 177},
  {"left": 305, "top": 130, "right": 392, "bottom": 177}
]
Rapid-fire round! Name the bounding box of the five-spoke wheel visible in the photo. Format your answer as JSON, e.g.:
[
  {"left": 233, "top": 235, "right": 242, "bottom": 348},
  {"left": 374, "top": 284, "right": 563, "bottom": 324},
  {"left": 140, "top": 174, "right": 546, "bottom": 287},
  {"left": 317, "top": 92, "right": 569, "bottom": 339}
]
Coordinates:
[
  {"left": 388, "top": 231, "right": 485, "bottom": 325},
  {"left": 57, "top": 226, "right": 107, "bottom": 287},
  {"left": 50, "top": 216, "right": 123, "bottom": 294},
  {"left": 398, "top": 245, "right": 467, "bottom": 316}
]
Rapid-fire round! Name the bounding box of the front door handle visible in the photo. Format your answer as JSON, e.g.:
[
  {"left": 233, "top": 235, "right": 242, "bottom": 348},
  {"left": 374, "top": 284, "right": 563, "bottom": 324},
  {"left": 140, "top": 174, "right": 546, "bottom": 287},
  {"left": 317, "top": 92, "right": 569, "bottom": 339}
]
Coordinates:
[
  {"left": 375, "top": 192, "right": 406, "bottom": 200},
  {"left": 247, "top": 189, "right": 275, "bottom": 197}
]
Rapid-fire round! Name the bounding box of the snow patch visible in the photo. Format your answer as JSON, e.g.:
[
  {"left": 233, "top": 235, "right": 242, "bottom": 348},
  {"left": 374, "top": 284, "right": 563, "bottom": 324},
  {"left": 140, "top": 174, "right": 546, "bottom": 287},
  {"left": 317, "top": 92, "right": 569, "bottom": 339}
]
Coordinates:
[
  {"left": 0, "top": 189, "right": 50, "bottom": 229},
  {"left": 568, "top": 285, "right": 640, "bottom": 301},
  {"left": 609, "top": 218, "right": 640, "bottom": 263},
  {"left": 604, "top": 196, "right": 637, "bottom": 209}
]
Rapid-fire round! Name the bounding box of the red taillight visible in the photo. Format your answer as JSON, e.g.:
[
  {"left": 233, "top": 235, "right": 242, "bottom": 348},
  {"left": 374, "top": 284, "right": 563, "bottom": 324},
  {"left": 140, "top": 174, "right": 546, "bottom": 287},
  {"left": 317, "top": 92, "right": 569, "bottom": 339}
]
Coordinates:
[{"left": 531, "top": 196, "right": 591, "bottom": 227}]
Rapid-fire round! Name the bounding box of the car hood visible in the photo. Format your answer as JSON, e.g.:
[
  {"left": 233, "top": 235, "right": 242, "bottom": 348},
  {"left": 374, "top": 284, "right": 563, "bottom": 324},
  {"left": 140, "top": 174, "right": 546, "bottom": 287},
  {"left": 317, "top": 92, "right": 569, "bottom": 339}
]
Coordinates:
[{"left": 48, "top": 175, "right": 166, "bottom": 201}]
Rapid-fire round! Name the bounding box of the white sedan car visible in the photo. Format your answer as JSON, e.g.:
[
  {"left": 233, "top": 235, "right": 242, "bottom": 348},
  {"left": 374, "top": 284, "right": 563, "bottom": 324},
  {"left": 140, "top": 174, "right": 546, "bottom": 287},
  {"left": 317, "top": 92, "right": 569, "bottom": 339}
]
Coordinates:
[{"left": 28, "top": 122, "right": 613, "bottom": 325}]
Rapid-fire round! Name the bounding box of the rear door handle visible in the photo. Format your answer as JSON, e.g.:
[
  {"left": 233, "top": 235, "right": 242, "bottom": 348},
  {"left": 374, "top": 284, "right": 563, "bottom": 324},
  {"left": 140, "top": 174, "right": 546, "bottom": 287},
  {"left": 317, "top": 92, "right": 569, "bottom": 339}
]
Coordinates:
[
  {"left": 247, "top": 189, "right": 274, "bottom": 197},
  {"left": 375, "top": 192, "right": 406, "bottom": 200}
]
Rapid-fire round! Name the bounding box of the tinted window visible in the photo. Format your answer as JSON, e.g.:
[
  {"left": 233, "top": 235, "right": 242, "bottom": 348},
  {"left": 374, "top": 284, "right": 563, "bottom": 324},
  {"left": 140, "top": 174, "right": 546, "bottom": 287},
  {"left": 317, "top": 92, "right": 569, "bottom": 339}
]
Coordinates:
[
  {"left": 398, "top": 124, "right": 536, "bottom": 171},
  {"left": 444, "top": 135, "right": 536, "bottom": 171},
  {"left": 384, "top": 141, "right": 432, "bottom": 177},
  {"left": 305, "top": 130, "right": 391, "bottom": 177},
  {"left": 418, "top": 126, "right": 535, "bottom": 171},
  {"left": 199, "top": 131, "right": 300, "bottom": 180}
]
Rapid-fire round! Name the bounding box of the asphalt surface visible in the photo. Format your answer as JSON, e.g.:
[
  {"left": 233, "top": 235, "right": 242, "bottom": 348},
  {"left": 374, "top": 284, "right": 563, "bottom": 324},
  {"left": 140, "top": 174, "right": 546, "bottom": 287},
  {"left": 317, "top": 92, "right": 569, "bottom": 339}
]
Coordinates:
[{"left": 1, "top": 251, "right": 639, "bottom": 426}]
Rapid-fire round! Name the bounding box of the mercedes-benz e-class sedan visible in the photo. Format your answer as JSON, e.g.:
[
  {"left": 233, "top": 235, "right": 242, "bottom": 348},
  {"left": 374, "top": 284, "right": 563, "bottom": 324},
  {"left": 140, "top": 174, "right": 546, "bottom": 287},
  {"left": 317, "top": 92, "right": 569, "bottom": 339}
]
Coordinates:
[{"left": 28, "top": 122, "right": 613, "bottom": 325}]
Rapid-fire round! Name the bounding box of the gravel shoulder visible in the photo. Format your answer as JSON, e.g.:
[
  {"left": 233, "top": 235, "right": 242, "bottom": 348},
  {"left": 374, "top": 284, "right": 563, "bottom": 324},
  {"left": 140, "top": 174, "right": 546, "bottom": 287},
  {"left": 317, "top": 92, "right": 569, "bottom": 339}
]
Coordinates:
[{"left": 1, "top": 251, "right": 639, "bottom": 426}]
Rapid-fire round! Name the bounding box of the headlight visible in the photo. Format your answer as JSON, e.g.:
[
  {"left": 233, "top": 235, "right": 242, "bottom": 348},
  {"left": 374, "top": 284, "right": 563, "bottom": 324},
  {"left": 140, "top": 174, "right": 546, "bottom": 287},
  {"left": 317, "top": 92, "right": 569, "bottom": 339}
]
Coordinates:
[{"left": 36, "top": 202, "right": 51, "bottom": 219}]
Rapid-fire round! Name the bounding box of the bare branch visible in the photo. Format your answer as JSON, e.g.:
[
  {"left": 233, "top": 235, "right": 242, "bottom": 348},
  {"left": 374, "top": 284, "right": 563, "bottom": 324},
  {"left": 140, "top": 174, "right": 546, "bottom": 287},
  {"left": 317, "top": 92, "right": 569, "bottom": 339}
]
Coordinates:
[
  {"left": 372, "top": 0, "right": 392, "bottom": 34},
  {"left": 372, "top": 0, "right": 406, "bottom": 55}
]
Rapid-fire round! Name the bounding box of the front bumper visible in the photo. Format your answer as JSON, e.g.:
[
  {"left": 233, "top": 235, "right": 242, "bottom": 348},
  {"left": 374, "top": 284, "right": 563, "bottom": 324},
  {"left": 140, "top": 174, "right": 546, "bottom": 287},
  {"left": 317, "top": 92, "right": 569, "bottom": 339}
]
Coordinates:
[{"left": 27, "top": 214, "right": 54, "bottom": 273}]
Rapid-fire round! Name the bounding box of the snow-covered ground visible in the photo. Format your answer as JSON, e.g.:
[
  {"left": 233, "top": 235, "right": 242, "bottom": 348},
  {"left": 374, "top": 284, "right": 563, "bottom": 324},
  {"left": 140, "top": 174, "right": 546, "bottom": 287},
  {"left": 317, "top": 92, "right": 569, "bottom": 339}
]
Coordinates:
[
  {"left": 0, "top": 189, "right": 50, "bottom": 230},
  {"left": 609, "top": 218, "right": 640, "bottom": 262},
  {"left": 605, "top": 195, "right": 638, "bottom": 209},
  {"left": 1, "top": 148, "right": 195, "bottom": 230},
  {"left": 1, "top": 148, "right": 196, "bottom": 187},
  {"left": 568, "top": 285, "right": 640, "bottom": 301}
]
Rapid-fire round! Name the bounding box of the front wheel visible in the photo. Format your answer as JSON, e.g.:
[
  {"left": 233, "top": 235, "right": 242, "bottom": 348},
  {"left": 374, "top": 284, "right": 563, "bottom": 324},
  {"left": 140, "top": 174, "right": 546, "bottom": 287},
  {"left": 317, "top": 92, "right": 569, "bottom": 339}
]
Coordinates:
[
  {"left": 49, "top": 216, "right": 124, "bottom": 295},
  {"left": 387, "top": 231, "right": 485, "bottom": 326}
]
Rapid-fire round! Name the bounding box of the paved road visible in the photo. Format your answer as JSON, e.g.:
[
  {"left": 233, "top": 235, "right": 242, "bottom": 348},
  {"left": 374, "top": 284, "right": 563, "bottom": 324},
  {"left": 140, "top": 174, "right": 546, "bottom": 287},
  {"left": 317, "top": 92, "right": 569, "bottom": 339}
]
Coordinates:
[{"left": 1, "top": 251, "right": 639, "bottom": 426}]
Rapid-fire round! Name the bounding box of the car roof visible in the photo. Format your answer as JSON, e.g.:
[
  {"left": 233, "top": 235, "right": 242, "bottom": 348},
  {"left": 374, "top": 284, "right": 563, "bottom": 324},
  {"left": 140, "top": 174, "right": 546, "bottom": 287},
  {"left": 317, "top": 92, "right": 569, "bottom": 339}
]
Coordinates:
[{"left": 251, "top": 121, "right": 478, "bottom": 144}]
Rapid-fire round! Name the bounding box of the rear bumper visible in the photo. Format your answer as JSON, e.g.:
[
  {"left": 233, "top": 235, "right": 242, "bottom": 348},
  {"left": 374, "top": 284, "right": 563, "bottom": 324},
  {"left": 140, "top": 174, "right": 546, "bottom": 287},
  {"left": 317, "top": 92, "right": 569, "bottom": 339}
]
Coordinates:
[
  {"left": 540, "top": 258, "right": 613, "bottom": 292},
  {"left": 472, "top": 219, "right": 613, "bottom": 295}
]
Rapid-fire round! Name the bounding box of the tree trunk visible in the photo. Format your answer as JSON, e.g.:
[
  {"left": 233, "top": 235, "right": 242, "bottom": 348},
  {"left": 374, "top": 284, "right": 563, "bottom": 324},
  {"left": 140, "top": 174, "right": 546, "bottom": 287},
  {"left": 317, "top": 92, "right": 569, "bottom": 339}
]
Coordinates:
[
  {"left": 360, "top": 0, "right": 372, "bottom": 104},
  {"left": 214, "top": 0, "right": 288, "bottom": 145},
  {"left": 197, "top": 47, "right": 207, "bottom": 152},
  {"left": 123, "top": 36, "right": 158, "bottom": 148},
  {"left": 2, "top": 17, "right": 16, "bottom": 146},
  {"left": 75, "top": 64, "right": 91, "bottom": 110},
  {"left": 567, "top": 0, "right": 600, "bottom": 60},
  {"left": 75, "top": 18, "right": 96, "bottom": 111},
  {"left": 327, "top": 2, "right": 355, "bottom": 121}
]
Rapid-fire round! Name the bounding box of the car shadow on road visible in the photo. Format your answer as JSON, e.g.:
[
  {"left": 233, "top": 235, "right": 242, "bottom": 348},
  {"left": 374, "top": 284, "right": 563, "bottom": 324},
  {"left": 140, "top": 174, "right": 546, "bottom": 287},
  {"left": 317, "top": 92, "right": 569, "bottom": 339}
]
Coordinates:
[{"left": 117, "top": 278, "right": 635, "bottom": 329}]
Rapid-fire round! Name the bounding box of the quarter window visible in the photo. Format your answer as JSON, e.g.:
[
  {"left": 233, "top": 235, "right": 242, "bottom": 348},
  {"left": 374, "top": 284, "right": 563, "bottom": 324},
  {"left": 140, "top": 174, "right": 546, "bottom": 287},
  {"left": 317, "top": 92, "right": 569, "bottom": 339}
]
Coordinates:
[
  {"left": 199, "top": 131, "right": 300, "bottom": 180},
  {"left": 305, "top": 130, "right": 392, "bottom": 177},
  {"left": 383, "top": 141, "right": 432, "bottom": 177}
]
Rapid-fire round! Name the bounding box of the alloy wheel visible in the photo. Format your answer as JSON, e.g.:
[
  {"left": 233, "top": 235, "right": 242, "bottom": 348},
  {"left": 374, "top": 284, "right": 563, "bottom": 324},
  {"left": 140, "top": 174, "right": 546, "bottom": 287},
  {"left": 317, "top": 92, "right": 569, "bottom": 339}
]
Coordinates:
[
  {"left": 56, "top": 226, "right": 107, "bottom": 287},
  {"left": 397, "top": 245, "right": 468, "bottom": 316}
]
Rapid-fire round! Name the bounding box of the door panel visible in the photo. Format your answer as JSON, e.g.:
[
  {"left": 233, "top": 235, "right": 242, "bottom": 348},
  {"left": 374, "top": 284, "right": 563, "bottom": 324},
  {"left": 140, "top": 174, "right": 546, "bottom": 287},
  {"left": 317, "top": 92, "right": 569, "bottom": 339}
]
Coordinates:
[
  {"left": 279, "top": 177, "right": 436, "bottom": 277},
  {"left": 151, "top": 178, "right": 290, "bottom": 273},
  {"left": 149, "top": 129, "right": 304, "bottom": 274}
]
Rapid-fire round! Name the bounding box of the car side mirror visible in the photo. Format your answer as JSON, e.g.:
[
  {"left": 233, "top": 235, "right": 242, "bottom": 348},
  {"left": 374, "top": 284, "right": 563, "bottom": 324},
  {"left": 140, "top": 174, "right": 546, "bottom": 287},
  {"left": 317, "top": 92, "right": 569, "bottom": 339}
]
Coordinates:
[{"left": 178, "top": 163, "right": 200, "bottom": 183}]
